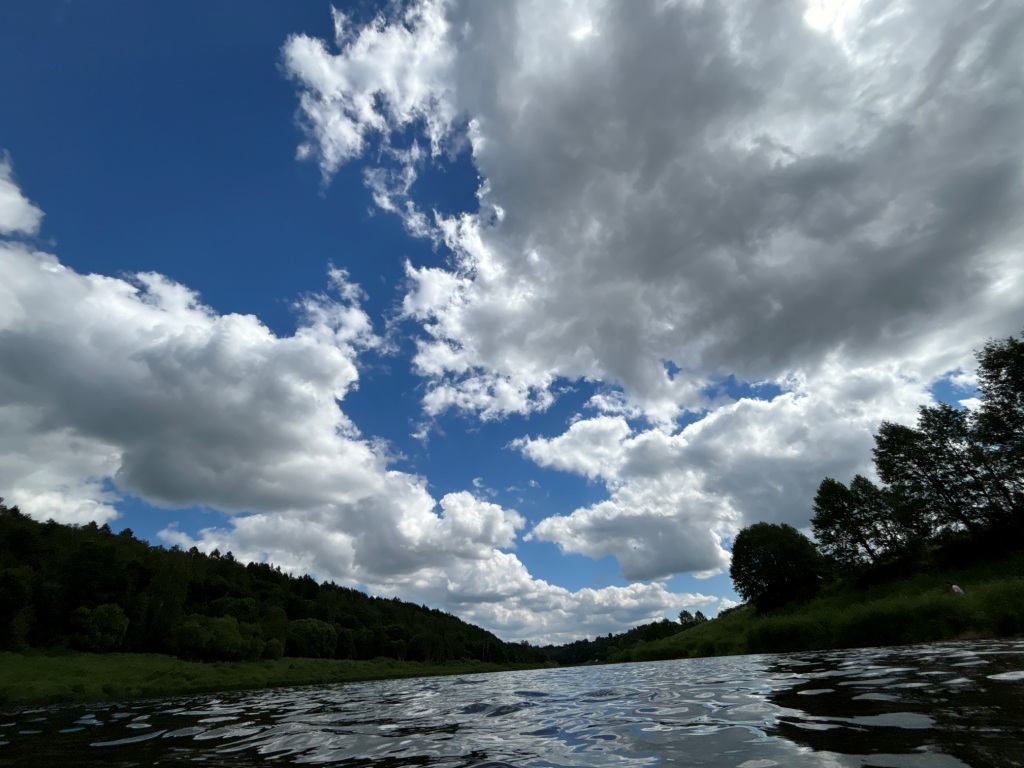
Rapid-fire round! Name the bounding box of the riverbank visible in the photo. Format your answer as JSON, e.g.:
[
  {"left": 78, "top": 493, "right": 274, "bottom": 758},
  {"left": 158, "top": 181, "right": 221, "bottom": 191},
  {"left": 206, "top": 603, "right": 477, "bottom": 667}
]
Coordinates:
[
  {"left": 617, "top": 553, "right": 1024, "bottom": 662},
  {"left": 0, "top": 652, "right": 552, "bottom": 709}
]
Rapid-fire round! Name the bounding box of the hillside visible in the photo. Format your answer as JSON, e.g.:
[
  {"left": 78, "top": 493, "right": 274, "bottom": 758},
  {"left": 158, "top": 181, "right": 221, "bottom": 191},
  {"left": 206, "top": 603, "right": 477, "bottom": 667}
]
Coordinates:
[
  {"left": 614, "top": 549, "right": 1024, "bottom": 662},
  {"left": 0, "top": 502, "right": 545, "bottom": 666}
]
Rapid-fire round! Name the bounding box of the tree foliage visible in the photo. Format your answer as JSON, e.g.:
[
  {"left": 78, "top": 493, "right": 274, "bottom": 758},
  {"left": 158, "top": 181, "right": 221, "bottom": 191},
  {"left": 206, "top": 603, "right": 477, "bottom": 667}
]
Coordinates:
[
  {"left": 809, "top": 330, "right": 1024, "bottom": 581},
  {"left": 70, "top": 603, "right": 129, "bottom": 652},
  {"left": 729, "top": 523, "right": 826, "bottom": 613},
  {"left": 0, "top": 499, "right": 547, "bottom": 665},
  {"left": 812, "top": 475, "right": 913, "bottom": 568},
  {"left": 540, "top": 619, "right": 682, "bottom": 665}
]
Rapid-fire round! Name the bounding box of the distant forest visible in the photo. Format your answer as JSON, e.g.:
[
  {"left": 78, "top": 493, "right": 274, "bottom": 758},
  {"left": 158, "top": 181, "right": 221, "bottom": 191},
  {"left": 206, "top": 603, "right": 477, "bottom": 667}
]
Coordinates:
[
  {"left": 0, "top": 505, "right": 550, "bottom": 664},
  {"left": 0, "top": 503, "right": 684, "bottom": 665}
]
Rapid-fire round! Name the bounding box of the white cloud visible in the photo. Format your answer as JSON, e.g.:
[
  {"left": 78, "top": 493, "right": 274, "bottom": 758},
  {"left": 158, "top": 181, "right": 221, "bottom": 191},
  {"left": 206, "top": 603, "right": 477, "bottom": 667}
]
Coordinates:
[
  {"left": 0, "top": 156, "right": 704, "bottom": 643},
  {"left": 0, "top": 156, "right": 44, "bottom": 236},
  {"left": 521, "top": 362, "right": 937, "bottom": 581},
  {"left": 287, "top": 0, "right": 1024, "bottom": 591},
  {"left": 5, "top": 0, "right": 1024, "bottom": 645},
  {"left": 362, "top": 550, "right": 718, "bottom": 645},
  {"left": 0, "top": 403, "right": 121, "bottom": 525},
  {"left": 289, "top": 0, "right": 1024, "bottom": 424},
  {"left": 283, "top": 1, "right": 456, "bottom": 176}
]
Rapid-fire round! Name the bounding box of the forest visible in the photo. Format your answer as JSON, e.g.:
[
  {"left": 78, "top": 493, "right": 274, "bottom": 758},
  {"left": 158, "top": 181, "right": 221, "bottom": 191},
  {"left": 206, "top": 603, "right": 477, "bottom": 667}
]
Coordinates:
[{"left": 0, "top": 506, "right": 548, "bottom": 665}]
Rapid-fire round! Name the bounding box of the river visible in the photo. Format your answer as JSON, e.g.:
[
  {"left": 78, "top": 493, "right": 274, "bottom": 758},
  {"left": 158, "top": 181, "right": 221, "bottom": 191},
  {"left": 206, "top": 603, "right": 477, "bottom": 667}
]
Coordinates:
[{"left": 1, "top": 639, "right": 1022, "bottom": 767}]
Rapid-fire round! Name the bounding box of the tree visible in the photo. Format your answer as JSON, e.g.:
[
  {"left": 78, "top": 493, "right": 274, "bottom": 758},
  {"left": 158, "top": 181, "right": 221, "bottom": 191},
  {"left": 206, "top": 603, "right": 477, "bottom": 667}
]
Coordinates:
[
  {"left": 812, "top": 475, "right": 913, "bottom": 568},
  {"left": 875, "top": 403, "right": 1014, "bottom": 535},
  {"left": 729, "top": 523, "right": 826, "bottom": 613},
  {"left": 286, "top": 618, "right": 337, "bottom": 659},
  {"left": 70, "top": 604, "right": 129, "bottom": 652},
  {"left": 679, "top": 610, "right": 707, "bottom": 628},
  {"left": 972, "top": 332, "right": 1024, "bottom": 528}
]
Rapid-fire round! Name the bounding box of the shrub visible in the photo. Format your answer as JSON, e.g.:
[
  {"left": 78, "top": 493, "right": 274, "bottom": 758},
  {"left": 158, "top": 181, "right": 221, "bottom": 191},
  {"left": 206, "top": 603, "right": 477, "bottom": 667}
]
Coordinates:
[
  {"left": 286, "top": 618, "right": 337, "bottom": 659},
  {"left": 748, "top": 615, "right": 829, "bottom": 654},
  {"left": 70, "top": 604, "right": 129, "bottom": 652}
]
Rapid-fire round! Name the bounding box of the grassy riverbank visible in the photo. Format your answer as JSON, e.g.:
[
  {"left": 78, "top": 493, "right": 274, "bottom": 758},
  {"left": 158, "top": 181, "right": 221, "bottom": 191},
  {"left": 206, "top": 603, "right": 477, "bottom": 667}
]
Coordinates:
[
  {"left": 0, "top": 652, "right": 551, "bottom": 709},
  {"left": 616, "top": 552, "right": 1024, "bottom": 662}
]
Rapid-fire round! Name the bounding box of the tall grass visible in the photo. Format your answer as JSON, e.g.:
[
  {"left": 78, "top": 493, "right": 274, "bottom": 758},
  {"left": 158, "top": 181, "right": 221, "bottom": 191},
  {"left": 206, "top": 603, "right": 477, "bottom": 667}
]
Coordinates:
[
  {"left": 618, "top": 555, "right": 1024, "bottom": 662},
  {"left": 0, "top": 652, "right": 550, "bottom": 709}
]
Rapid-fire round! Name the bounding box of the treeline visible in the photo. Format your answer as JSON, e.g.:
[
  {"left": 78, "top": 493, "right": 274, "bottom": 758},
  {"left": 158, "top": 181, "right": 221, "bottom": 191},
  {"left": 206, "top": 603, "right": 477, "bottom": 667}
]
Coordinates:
[
  {"left": 540, "top": 618, "right": 683, "bottom": 665},
  {"left": 730, "top": 332, "right": 1024, "bottom": 613},
  {"left": 0, "top": 507, "right": 546, "bottom": 665}
]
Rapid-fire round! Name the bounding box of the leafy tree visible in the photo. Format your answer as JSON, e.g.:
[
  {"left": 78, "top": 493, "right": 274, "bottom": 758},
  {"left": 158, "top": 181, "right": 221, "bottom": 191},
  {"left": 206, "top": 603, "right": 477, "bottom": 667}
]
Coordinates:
[
  {"left": 70, "top": 604, "right": 129, "bottom": 652},
  {"left": 286, "top": 618, "right": 337, "bottom": 659},
  {"left": 0, "top": 566, "right": 36, "bottom": 650},
  {"left": 262, "top": 638, "right": 285, "bottom": 660},
  {"left": 812, "top": 475, "right": 913, "bottom": 568},
  {"left": 875, "top": 404, "right": 1014, "bottom": 535},
  {"left": 678, "top": 610, "right": 707, "bottom": 628},
  {"left": 973, "top": 332, "right": 1024, "bottom": 527},
  {"left": 729, "top": 523, "right": 826, "bottom": 612}
]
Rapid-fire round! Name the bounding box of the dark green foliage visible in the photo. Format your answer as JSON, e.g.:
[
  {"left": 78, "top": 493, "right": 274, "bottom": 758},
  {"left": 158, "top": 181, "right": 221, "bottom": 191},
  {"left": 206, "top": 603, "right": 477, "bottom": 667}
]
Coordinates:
[
  {"left": 172, "top": 615, "right": 264, "bottom": 661},
  {"left": 874, "top": 405, "right": 1009, "bottom": 534},
  {"left": 70, "top": 604, "right": 129, "bottom": 652},
  {"left": 832, "top": 594, "right": 975, "bottom": 649},
  {"left": 287, "top": 618, "right": 337, "bottom": 659},
  {"left": 678, "top": 610, "right": 708, "bottom": 629},
  {"left": 812, "top": 475, "right": 913, "bottom": 567},
  {"left": 813, "top": 331, "right": 1024, "bottom": 582},
  {"left": 0, "top": 499, "right": 547, "bottom": 666},
  {"left": 730, "top": 523, "right": 826, "bottom": 613},
  {"left": 0, "top": 564, "right": 35, "bottom": 650},
  {"left": 262, "top": 638, "right": 285, "bottom": 660},
  {"left": 973, "top": 333, "right": 1024, "bottom": 526},
  {"left": 748, "top": 615, "right": 829, "bottom": 654},
  {"left": 624, "top": 553, "right": 1024, "bottom": 662},
  {"left": 540, "top": 619, "right": 682, "bottom": 665}
]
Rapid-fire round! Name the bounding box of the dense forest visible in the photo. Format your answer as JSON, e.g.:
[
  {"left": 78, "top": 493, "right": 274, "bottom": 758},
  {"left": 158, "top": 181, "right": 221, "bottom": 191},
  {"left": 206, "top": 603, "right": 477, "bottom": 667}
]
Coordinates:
[
  {"left": 730, "top": 331, "right": 1024, "bottom": 613},
  {"left": 540, "top": 619, "right": 683, "bottom": 665},
  {"left": 0, "top": 506, "right": 548, "bottom": 665},
  {"left": 0, "top": 503, "right": 684, "bottom": 667}
]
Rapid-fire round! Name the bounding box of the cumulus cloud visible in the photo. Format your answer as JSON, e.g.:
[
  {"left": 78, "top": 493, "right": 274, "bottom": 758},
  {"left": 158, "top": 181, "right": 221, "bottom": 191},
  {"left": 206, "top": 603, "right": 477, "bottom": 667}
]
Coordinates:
[
  {"left": 521, "top": 361, "right": 934, "bottom": 580},
  {"left": 0, "top": 157, "right": 705, "bottom": 642},
  {"left": 283, "top": 1, "right": 457, "bottom": 176},
  {"left": 0, "top": 156, "right": 44, "bottom": 236},
  {"left": 287, "top": 0, "right": 1024, "bottom": 585},
  {"left": 5, "top": 0, "right": 1022, "bottom": 644},
  {"left": 289, "top": 0, "right": 1024, "bottom": 421}
]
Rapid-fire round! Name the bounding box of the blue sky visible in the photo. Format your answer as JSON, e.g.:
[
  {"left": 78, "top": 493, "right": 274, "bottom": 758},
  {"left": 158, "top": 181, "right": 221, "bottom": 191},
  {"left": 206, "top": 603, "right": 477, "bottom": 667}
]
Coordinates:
[{"left": 1, "top": 0, "right": 1021, "bottom": 643}]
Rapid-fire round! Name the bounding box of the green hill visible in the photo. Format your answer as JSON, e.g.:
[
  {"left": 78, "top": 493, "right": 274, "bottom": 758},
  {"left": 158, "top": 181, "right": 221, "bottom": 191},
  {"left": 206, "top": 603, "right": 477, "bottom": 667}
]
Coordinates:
[
  {"left": 0, "top": 501, "right": 545, "bottom": 667},
  {"left": 614, "top": 550, "right": 1024, "bottom": 662}
]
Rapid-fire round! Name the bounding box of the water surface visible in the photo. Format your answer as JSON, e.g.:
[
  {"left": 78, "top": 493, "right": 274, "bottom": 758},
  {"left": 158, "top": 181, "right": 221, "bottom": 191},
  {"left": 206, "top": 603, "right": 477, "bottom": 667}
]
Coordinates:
[{"left": 2, "top": 639, "right": 1022, "bottom": 767}]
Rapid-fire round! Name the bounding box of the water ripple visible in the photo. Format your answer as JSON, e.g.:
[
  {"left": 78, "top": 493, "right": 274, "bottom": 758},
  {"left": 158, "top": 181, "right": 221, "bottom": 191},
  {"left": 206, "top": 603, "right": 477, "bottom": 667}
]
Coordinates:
[{"left": 1, "top": 639, "right": 1023, "bottom": 766}]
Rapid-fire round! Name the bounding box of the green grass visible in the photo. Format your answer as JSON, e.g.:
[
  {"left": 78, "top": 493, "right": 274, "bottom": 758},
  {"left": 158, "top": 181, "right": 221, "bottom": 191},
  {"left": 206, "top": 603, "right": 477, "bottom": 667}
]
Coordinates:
[
  {"left": 0, "top": 653, "right": 551, "bottom": 709},
  {"left": 616, "top": 552, "right": 1024, "bottom": 662}
]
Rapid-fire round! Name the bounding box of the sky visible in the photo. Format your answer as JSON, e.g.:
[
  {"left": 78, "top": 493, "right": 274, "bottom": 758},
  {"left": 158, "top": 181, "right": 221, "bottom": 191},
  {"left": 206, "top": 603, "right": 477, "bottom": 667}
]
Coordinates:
[{"left": 0, "top": 0, "right": 1022, "bottom": 645}]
